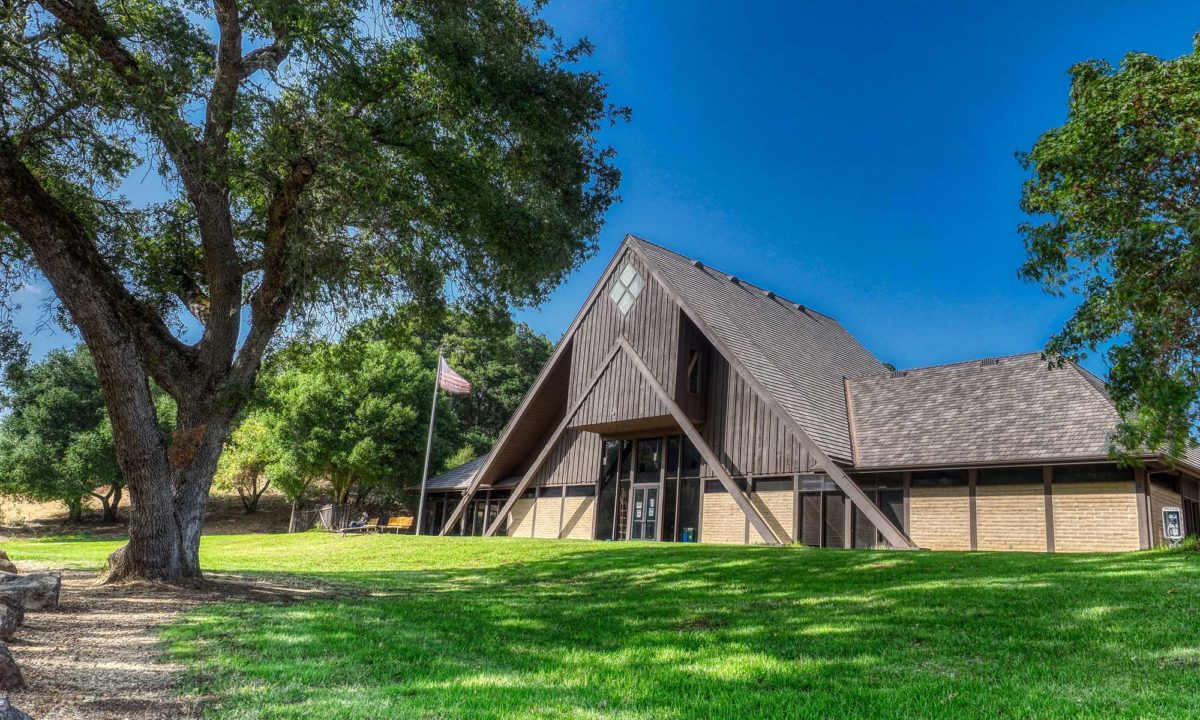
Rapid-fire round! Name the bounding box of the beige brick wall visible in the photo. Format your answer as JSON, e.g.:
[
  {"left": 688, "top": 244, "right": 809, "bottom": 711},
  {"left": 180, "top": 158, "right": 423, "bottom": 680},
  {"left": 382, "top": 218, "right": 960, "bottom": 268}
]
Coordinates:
[
  {"left": 1150, "top": 480, "right": 1182, "bottom": 547},
  {"left": 750, "top": 490, "right": 793, "bottom": 544},
  {"left": 559, "top": 496, "right": 594, "bottom": 539},
  {"left": 532, "top": 495, "right": 562, "bottom": 539},
  {"left": 1052, "top": 481, "right": 1139, "bottom": 552},
  {"left": 507, "top": 498, "right": 535, "bottom": 538},
  {"left": 976, "top": 484, "right": 1046, "bottom": 552},
  {"left": 701, "top": 491, "right": 746, "bottom": 544},
  {"left": 909, "top": 486, "right": 971, "bottom": 550}
]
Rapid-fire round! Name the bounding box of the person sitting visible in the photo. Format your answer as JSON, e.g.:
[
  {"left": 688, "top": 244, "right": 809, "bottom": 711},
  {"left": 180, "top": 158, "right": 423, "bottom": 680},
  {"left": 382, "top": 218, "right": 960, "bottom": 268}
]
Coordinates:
[{"left": 346, "top": 512, "right": 369, "bottom": 530}]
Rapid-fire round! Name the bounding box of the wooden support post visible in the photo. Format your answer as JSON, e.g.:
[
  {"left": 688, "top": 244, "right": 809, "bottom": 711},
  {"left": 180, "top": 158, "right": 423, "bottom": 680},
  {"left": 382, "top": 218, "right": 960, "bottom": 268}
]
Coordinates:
[
  {"left": 1043, "top": 466, "right": 1055, "bottom": 553},
  {"left": 1135, "top": 467, "right": 1151, "bottom": 549},
  {"left": 617, "top": 338, "right": 784, "bottom": 545},
  {"left": 968, "top": 468, "right": 978, "bottom": 551}
]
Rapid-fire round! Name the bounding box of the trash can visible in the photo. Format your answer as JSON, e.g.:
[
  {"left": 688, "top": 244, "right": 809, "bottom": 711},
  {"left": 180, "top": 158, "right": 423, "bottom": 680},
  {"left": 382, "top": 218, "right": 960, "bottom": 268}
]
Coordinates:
[{"left": 681, "top": 526, "right": 696, "bottom": 543}]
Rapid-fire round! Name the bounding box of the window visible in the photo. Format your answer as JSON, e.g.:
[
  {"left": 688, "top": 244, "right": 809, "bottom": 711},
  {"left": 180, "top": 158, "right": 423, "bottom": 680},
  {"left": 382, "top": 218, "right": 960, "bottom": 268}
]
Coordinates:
[
  {"left": 911, "top": 470, "right": 969, "bottom": 488},
  {"left": 705, "top": 478, "right": 747, "bottom": 493},
  {"left": 608, "top": 263, "right": 645, "bottom": 314},
  {"left": 753, "top": 477, "right": 794, "bottom": 493},
  {"left": 687, "top": 349, "right": 704, "bottom": 395},
  {"left": 977, "top": 467, "right": 1043, "bottom": 486},
  {"left": 1052, "top": 464, "right": 1133, "bottom": 484}
]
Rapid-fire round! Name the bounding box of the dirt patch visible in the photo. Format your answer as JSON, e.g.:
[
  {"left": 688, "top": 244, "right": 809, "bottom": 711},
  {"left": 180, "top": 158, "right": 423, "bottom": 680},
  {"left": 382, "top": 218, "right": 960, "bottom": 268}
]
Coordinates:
[
  {"left": 7, "top": 564, "right": 340, "bottom": 719},
  {"left": 0, "top": 493, "right": 295, "bottom": 541}
]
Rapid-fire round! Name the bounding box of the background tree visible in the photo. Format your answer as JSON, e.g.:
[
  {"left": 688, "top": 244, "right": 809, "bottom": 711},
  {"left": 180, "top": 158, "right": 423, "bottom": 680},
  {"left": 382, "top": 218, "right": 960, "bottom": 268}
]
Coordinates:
[
  {"left": 0, "top": 346, "right": 131, "bottom": 521},
  {"left": 0, "top": 0, "right": 624, "bottom": 581},
  {"left": 261, "top": 336, "right": 445, "bottom": 506},
  {"left": 237, "top": 305, "right": 549, "bottom": 511},
  {"left": 1020, "top": 35, "right": 1200, "bottom": 461},
  {"left": 213, "top": 413, "right": 281, "bottom": 514}
]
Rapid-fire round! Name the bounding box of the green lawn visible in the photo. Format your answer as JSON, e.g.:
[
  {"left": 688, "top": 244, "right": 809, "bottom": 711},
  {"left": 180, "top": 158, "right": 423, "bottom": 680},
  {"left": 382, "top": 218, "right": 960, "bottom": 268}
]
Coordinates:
[{"left": 8, "top": 534, "right": 1200, "bottom": 719}]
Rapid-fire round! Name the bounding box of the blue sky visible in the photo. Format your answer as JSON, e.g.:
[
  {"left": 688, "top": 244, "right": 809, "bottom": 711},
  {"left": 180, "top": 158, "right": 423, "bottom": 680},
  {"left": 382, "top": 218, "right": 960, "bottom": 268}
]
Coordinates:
[
  {"left": 15, "top": 2, "right": 1200, "bottom": 376},
  {"left": 511, "top": 0, "right": 1200, "bottom": 375}
]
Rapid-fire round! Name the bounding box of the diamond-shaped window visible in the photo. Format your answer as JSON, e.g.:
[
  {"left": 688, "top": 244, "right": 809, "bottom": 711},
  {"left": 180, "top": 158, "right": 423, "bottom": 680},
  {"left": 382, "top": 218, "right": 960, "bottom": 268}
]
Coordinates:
[{"left": 609, "top": 263, "right": 644, "bottom": 315}]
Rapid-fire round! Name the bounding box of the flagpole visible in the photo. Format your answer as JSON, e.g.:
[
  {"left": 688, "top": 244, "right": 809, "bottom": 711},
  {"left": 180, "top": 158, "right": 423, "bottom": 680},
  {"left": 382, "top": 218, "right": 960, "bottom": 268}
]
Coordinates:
[{"left": 416, "top": 352, "right": 441, "bottom": 536}]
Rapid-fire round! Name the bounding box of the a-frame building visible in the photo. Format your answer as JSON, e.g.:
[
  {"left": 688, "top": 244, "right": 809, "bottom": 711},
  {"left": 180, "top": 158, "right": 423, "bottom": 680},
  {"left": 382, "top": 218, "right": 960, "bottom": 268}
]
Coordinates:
[{"left": 421, "top": 236, "right": 1200, "bottom": 551}]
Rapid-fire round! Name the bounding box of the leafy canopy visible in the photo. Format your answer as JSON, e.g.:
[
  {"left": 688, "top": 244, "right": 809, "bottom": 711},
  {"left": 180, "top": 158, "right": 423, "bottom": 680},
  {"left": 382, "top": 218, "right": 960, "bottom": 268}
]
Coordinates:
[
  {"left": 0, "top": 0, "right": 624, "bottom": 385},
  {"left": 0, "top": 346, "right": 170, "bottom": 517},
  {"left": 239, "top": 305, "right": 550, "bottom": 506},
  {"left": 1020, "top": 35, "right": 1200, "bottom": 461}
]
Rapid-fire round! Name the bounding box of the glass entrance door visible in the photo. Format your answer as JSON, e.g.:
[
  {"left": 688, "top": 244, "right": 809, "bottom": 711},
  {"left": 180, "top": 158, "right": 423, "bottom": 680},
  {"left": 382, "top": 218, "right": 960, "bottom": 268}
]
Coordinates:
[{"left": 629, "top": 485, "right": 659, "bottom": 540}]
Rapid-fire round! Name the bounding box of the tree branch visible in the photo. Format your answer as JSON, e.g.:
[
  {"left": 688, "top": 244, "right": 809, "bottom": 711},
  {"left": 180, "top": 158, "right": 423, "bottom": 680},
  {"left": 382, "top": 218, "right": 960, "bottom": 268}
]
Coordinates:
[
  {"left": 231, "top": 156, "right": 315, "bottom": 384},
  {"left": 38, "top": 0, "right": 203, "bottom": 183},
  {"left": 13, "top": 99, "right": 82, "bottom": 152},
  {"left": 206, "top": 0, "right": 243, "bottom": 164},
  {"left": 242, "top": 39, "right": 290, "bottom": 78},
  {"left": 0, "top": 140, "right": 196, "bottom": 394}
]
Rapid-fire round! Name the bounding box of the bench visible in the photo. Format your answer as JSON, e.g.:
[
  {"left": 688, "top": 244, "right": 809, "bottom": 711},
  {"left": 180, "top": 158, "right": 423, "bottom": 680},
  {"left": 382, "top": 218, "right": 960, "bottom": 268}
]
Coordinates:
[
  {"left": 379, "top": 516, "right": 414, "bottom": 534},
  {"left": 339, "top": 517, "right": 380, "bottom": 535}
]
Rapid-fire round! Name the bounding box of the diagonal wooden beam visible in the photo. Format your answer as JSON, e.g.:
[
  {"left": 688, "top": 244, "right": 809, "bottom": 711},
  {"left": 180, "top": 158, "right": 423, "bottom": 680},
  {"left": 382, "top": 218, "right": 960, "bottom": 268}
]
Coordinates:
[
  {"left": 625, "top": 238, "right": 915, "bottom": 549},
  {"left": 617, "top": 338, "right": 783, "bottom": 545},
  {"left": 441, "top": 343, "right": 621, "bottom": 537}
]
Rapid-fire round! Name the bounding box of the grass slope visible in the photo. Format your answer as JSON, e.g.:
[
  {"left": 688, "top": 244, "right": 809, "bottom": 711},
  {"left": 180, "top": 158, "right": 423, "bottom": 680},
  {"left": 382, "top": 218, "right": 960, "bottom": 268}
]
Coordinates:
[{"left": 7, "top": 534, "right": 1200, "bottom": 719}]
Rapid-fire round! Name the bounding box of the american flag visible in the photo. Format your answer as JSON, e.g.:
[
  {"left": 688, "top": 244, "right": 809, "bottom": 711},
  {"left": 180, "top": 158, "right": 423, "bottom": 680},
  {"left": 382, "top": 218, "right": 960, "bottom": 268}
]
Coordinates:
[{"left": 437, "top": 356, "right": 472, "bottom": 395}]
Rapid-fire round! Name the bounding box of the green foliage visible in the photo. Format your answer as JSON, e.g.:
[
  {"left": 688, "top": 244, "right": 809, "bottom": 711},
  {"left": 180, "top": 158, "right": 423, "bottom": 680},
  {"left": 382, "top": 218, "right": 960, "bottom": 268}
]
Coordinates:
[
  {"left": 214, "top": 413, "right": 286, "bottom": 512},
  {"left": 1020, "top": 36, "right": 1200, "bottom": 461},
  {"left": 261, "top": 337, "right": 436, "bottom": 504},
  {"left": 0, "top": 0, "right": 626, "bottom": 335},
  {"left": 0, "top": 345, "right": 176, "bottom": 519},
  {"left": 0, "top": 346, "right": 119, "bottom": 519},
  {"left": 236, "top": 305, "right": 549, "bottom": 505}
]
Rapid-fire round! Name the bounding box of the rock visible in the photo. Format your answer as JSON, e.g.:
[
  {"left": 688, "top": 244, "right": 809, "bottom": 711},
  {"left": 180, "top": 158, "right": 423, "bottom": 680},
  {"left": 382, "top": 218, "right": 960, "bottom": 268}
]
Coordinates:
[
  {"left": 0, "top": 645, "right": 23, "bottom": 692},
  {"left": 0, "top": 562, "right": 16, "bottom": 577},
  {"left": 0, "top": 606, "right": 20, "bottom": 643},
  {"left": 0, "top": 572, "right": 60, "bottom": 610},
  {"left": 0, "top": 695, "right": 30, "bottom": 720}
]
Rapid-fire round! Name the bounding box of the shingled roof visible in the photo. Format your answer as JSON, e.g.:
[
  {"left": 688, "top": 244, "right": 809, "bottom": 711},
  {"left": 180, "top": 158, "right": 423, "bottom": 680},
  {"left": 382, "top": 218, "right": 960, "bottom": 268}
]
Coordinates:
[
  {"left": 425, "top": 455, "right": 488, "bottom": 491},
  {"left": 632, "top": 237, "right": 886, "bottom": 461},
  {"left": 845, "top": 353, "right": 1120, "bottom": 469}
]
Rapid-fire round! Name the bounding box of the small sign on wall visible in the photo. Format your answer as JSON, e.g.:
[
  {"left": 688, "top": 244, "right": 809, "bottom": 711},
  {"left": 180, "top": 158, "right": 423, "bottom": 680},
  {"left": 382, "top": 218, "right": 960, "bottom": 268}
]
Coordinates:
[{"left": 1162, "top": 506, "right": 1184, "bottom": 544}]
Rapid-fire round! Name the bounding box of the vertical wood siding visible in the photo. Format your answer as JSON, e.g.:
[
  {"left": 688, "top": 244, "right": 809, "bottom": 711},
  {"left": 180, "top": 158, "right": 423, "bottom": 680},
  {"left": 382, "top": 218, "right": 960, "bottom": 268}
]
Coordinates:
[
  {"left": 567, "top": 249, "right": 679, "bottom": 418},
  {"left": 571, "top": 351, "right": 669, "bottom": 428},
  {"left": 701, "top": 350, "right": 817, "bottom": 478},
  {"left": 530, "top": 428, "right": 602, "bottom": 487}
]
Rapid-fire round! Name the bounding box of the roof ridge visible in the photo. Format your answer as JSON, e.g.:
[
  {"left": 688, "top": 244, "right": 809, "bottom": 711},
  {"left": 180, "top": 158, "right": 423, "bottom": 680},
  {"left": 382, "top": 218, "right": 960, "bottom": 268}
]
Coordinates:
[
  {"left": 628, "top": 235, "right": 839, "bottom": 322},
  {"left": 1065, "top": 360, "right": 1115, "bottom": 408},
  {"left": 849, "top": 351, "right": 1046, "bottom": 379}
]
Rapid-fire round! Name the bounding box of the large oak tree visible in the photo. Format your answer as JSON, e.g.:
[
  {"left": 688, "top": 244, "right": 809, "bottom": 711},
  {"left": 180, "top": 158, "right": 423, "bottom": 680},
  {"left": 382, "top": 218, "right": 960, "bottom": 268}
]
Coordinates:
[
  {"left": 0, "top": 0, "right": 623, "bottom": 581},
  {"left": 1020, "top": 36, "right": 1200, "bottom": 463}
]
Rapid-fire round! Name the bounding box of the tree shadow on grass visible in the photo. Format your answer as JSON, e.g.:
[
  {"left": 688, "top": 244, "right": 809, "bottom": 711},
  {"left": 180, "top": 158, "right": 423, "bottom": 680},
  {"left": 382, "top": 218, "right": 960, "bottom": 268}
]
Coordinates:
[{"left": 164, "top": 542, "right": 1200, "bottom": 719}]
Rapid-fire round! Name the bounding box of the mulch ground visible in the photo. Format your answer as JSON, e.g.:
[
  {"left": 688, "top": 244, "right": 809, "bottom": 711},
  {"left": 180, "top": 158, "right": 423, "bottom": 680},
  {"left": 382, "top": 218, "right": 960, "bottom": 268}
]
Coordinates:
[{"left": 7, "top": 564, "right": 336, "bottom": 720}]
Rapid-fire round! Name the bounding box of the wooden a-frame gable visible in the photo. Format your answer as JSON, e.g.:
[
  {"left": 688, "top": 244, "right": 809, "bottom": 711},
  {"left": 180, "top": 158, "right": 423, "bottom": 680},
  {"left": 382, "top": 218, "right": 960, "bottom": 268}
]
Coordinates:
[{"left": 440, "top": 235, "right": 914, "bottom": 549}]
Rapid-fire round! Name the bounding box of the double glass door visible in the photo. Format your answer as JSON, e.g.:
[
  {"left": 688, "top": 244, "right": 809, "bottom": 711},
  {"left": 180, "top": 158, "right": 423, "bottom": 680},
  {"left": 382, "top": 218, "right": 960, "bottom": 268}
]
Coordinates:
[
  {"left": 594, "top": 434, "right": 702, "bottom": 542},
  {"left": 630, "top": 485, "right": 659, "bottom": 540}
]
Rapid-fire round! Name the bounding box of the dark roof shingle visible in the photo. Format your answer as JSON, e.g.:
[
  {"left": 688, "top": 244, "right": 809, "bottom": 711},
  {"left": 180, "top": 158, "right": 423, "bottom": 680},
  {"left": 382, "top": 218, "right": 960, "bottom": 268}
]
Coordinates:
[
  {"left": 846, "top": 353, "right": 1119, "bottom": 468},
  {"left": 633, "top": 237, "right": 885, "bottom": 460}
]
